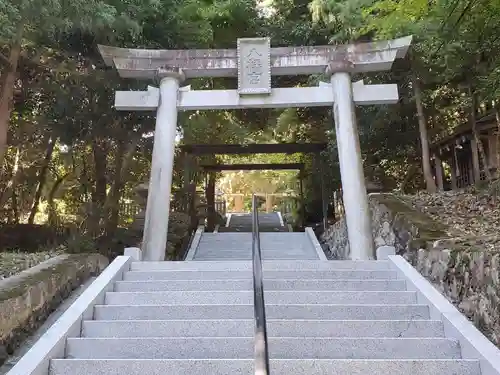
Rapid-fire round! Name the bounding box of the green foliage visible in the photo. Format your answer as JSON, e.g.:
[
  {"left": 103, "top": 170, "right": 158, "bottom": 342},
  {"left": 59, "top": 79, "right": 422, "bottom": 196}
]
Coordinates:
[
  {"left": 217, "top": 153, "right": 302, "bottom": 202},
  {"left": 2, "top": 0, "right": 500, "bottom": 249},
  {"left": 0, "top": 0, "right": 151, "bottom": 44},
  {"left": 64, "top": 231, "right": 97, "bottom": 254}
]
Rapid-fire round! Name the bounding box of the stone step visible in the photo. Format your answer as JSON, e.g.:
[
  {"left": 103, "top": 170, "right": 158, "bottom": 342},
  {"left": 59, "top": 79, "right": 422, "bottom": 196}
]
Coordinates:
[
  {"left": 193, "top": 237, "right": 318, "bottom": 260},
  {"left": 199, "top": 243, "right": 306, "bottom": 248},
  {"left": 192, "top": 253, "right": 319, "bottom": 261},
  {"left": 196, "top": 245, "right": 306, "bottom": 250},
  {"left": 195, "top": 242, "right": 308, "bottom": 247},
  {"left": 52, "top": 358, "right": 481, "bottom": 375},
  {"left": 49, "top": 359, "right": 482, "bottom": 375},
  {"left": 82, "top": 319, "right": 444, "bottom": 338},
  {"left": 123, "top": 270, "right": 397, "bottom": 281},
  {"left": 65, "top": 337, "right": 461, "bottom": 360},
  {"left": 199, "top": 241, "right": 301, "bottom": 244},
  {"left": 194, "top": 244, "right": 311, "bottom": 248},
  {"left": 196, "top": 244, "right": 305, "bottom": 249},
  {"left": 199, "top": 238, "right": 304, "bottom": 243},
  {"left": 193, "top": 232, "right": 320, "bottom": 260},
  {"left": 218, "top": 227, "right": 288, "bottom": 232},
  {"left": 113, "top": 279, "right": 407, "bottom": 292},
  {"left": 232, "top": 226, "right": 283, "bottom": 229},
  {"left": 201, "top": 238, "right": 303, "bottom": 242},
  {"left": 94, "top": 304, "right": 430, "bottom": 321},
  {"left": 129, "top": 260, "right": 391, "bottom": 271},
  {"left": 104, "top": 291, "right": 417, "bottom": 305},
  {"left": 199, "top": 234, "right": 304, "bottom": 239}
]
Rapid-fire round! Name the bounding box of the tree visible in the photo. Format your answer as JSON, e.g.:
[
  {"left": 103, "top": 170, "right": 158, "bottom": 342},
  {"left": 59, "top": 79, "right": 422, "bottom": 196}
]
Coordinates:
[
  {"left": 307, "top": 0, "right": 500, "bottom": 191},
  {"left": 0, "top": 0, "right": 152, "bottom": 169}
]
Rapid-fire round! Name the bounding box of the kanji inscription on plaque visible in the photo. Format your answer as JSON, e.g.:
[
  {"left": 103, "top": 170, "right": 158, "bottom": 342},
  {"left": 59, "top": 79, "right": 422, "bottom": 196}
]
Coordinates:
[{"left": 237, "top": 37, "right": 271, "bottom": 95}]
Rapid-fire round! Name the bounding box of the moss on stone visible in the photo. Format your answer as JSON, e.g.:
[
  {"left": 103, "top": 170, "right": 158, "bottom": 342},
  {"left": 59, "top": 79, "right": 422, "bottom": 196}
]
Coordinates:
[
  {"left": 408, "top": 238, "right": 434, "bottom": 250},
  {"left": 0, "top": 253, "right": 107, "bottom": 361},
  {"left": 433, "top": 236, "right": 500, "bottom": 254},
  {"left": 370, "top": 193, "right": 448, "bottom": 242},
  {"left": 371, "top": 193, "right": 415, "bottom": 213},
  {"left": 0, "top": 254, "right": 94, "bottom": 302}
]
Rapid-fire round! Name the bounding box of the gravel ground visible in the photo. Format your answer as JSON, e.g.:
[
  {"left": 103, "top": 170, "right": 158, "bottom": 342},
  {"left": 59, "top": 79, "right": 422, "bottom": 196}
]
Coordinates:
[{"left": 0, "top": 249, "right": 65, "bottom": 280}]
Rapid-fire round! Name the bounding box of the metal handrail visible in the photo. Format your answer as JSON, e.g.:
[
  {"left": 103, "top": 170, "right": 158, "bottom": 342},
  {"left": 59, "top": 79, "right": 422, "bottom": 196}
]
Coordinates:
[{"left": 251, "top": 194, "right": 270, "bottom": 375}]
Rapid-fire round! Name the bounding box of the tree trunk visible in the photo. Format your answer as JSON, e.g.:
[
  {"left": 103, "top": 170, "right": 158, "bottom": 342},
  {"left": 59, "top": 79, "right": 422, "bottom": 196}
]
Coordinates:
[
  {"left": 48, "top": 172, "right": 71, "bottom": 226},
  {"left": 0, "top": 151, "right": 15, "bottom": 204},
  {"left": 400, "top": 163, "right": 419, "bottom": 193},
  {"left": 10, "top": 187, "right": 19, "bottom": 223},
  {"left": 494, "top": 107, "right": 500, "bottom": 179},
  {"left": 206, "top": 172, "right": 216, "bottom": 231},
  {"left": 104, "top": 138, "right": 139, "bottom": 236},
  {"left": 79, "top": 154, "right": 91, "bottom": 201},
  {"left": 188, "top": 182, "right": 198, "bottom": 228},
  {"left": 468, "top": 84, "right": 492, "bottom": 182},
  {"left": 28, "top": 136, "right": 57, "bottom": 224},
  {"left": 88, "top": 138, "right": 108, "bottom": 237},
  {"left": 413, "top": 76, "right": 437, "bottom": 193},
  {"left": 0, "top": 147, "right": 21, "bottom": 208},
  {"left": 0, "top": 25, "right": 24, "bottom": 170},
  {"left": 103, "top": 142, "right": 126, "bottom": 237}
]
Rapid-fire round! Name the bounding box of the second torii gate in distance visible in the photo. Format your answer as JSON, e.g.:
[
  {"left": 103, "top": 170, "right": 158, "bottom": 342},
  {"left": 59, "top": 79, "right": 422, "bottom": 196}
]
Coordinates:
[
  {"left": 200, "top": 162, "right": 309, "bottom": 225},
  {"left": 184, "top": 143, "right": 328, "bottom": 231},
  {"left": 99, "top": 36, "right": 412, "bottom": 261}
]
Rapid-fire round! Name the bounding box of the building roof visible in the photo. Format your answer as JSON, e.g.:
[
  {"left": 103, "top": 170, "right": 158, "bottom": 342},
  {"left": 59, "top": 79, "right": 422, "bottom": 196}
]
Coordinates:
[{"left": 431, "top": 111, "right": 498, "bottom": 149}]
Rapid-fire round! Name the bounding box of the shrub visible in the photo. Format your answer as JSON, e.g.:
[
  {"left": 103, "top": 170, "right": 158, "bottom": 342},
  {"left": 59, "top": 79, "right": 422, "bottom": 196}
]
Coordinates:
[{"left": 0, "top": 224, "right": 69, "bottom": 253}]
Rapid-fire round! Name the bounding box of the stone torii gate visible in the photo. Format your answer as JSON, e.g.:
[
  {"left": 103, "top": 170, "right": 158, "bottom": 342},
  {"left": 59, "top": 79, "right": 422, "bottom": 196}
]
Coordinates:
[{"left": 99, "top": 36, "right": 412, "bottom": 261}]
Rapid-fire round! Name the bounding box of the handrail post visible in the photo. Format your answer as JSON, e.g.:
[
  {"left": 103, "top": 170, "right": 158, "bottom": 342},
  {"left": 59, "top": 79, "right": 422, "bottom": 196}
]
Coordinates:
[{"left": 252, "top": 194, "right": 270, "bottom": 375}]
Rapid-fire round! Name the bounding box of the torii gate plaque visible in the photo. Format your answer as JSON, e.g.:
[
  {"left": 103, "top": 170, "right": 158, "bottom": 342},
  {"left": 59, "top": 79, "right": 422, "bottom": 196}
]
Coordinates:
[{"left": 99, "top": 36, "right": 412, "bottom": 261}]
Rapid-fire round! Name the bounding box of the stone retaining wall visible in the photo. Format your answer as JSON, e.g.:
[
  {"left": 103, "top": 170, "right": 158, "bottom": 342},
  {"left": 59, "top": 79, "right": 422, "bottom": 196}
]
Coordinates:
[
  {"left": 321, "top": 192, "right": 500, "bottom": 346},
  {"left": 409, "top": 241, "right": 500, "bottom": 346},
  {"left": 0, "top": 253, "right": 108, "bottom": 363}
]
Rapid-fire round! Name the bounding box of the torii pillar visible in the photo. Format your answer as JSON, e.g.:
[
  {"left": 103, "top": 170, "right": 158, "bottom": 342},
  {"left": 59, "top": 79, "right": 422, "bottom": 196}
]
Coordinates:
[
  {"left": 139, "top": 69, "right": 184, "bottom": 260},
  {"left": 327, "top": 60, "right": 373, "bottom": 260}
]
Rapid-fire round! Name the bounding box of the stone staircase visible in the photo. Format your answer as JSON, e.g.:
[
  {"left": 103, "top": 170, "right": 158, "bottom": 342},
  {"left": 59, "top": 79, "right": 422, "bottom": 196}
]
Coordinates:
[
  {"left": 191, "top": 232, "right": 320, "bottom": 260},
  {"left": 225, "top": 212, "right": 287, "bottom": 232},
  {"left": 46, "top": 259, "right": 480, "bottom": 375}
]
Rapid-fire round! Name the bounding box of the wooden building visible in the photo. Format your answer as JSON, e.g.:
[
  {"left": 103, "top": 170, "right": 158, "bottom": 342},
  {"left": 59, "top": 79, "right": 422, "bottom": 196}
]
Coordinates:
[{"left": 431, "top": 111, "right": 498, "bottom": 190}]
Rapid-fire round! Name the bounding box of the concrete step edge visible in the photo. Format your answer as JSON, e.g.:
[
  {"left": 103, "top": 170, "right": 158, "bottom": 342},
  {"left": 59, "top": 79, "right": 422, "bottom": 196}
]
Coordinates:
[
  {"left": 129, "top": 261, "right": 392, "bottom": 271},
  {"left": 84, "top": 318, "right": 441, "bottom": 323},
  {"left": 65, "top": 337, "right": 462, "bottom": 360},
  {"left": 82, "top": 319, "right": 444, "bottom": 338},
  {"left": 105, "top": 291, "right": 415, "bottom": 294},
  {"left": 93, "top": 303, "right": 431, "bottom": 320},
  {"left": 50, "top": 358, "right": 479, "bottom": 362},
  {"left": 68, "top": 337, "right": 457, "bottom": 342},
  {"left": 103, "top": 291, "right": 417, "bottom": 305},
  {"left": 95, "top": 302, "right": 429, "bottom": 308},
  {"left": 115, "top": 278, "right": 404, "bottom": 282},
  {"left": 94, "top": 303, "right": 428, "bottom": 307}
]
